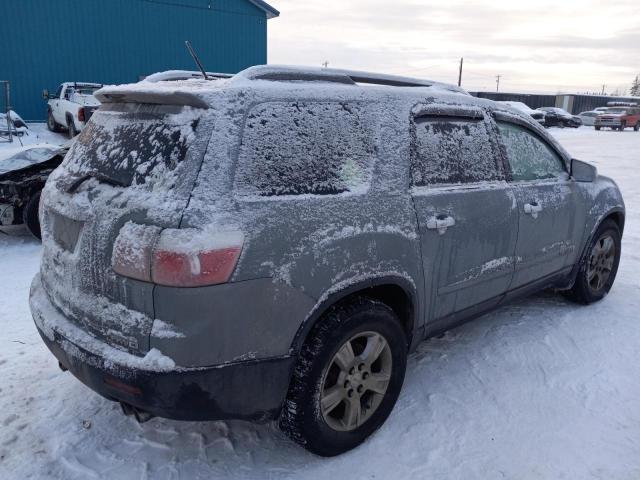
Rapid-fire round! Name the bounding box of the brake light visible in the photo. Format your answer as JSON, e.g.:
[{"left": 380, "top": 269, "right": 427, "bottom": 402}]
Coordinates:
[
  {"left": 78, "top": 107, "right": 85, "bottom": 122},
  {"left": 112, "top": 223, "right": 244, "bottom": 287}
]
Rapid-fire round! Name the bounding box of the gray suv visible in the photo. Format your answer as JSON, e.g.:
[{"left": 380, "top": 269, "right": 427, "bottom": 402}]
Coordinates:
[{"left": 30, "top": 66, "right": 625, "bottom": 456}]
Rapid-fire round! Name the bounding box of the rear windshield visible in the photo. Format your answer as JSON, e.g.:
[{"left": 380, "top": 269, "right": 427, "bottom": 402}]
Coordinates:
[{"left": 65, "top": 103, "right": 201, "bottom": 188}]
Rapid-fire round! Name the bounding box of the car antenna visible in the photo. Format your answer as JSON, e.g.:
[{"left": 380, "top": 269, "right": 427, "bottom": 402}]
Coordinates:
[{"left": 185, "top": 41, "right": 209, "bottom": 80}]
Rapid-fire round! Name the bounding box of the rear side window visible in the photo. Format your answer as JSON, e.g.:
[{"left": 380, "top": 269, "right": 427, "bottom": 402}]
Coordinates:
[
  {"left": 66, "top": 103, "right": 201, "bottom": 188},
  {"left": 410, "top": 116, "right": 502, "bottom": 186},
  {"left": 496, "top": 122, "right": 565, "bottom": 181},
  {"left": 235, "top": 102, "right": 375, "bottom": 196}
]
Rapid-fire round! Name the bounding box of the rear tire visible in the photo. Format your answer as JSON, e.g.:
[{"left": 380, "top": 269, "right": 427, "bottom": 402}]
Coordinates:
[
  {"left": 565, "top": 219, "right": 621, "bottom": 304},
  {"left": 22, "top": 191, "right": 42, "bottom": 240},
  {"left": 634, "top": 123, "right": 639, "bottom": 132},
  {"left": 595, "top": 126, "right": 601, "bottom": 131},
  {"left": 67, "top": 118, "right": 78, "bottom": 138},
  {"left": 279, "top": 297, "right": 407, "bottom": 456}
]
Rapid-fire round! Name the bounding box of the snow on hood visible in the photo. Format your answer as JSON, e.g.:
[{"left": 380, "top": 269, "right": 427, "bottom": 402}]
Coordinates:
[{"left": 0, "top": 144, "right": 65, "bottom": 174}]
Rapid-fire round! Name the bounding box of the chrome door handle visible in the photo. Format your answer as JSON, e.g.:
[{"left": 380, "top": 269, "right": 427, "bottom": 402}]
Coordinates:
[
  {"left": 524, "top": 202, "right": 543, "bottom": 219},
  {"left": 426, "top": 215, "right": 456, "bottom": 235}
]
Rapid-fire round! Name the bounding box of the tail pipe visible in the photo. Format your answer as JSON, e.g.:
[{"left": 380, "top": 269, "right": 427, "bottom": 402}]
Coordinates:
[{"left": 120, "top": 402, "right": 155, "bottom": 423}]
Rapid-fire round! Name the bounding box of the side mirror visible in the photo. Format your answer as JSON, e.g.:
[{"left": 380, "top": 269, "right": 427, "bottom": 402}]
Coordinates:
[
  {"left": 42, "top": 89, "right": 49, "bottom": 100},
  {"left": 571, "top": 158, "right": 597, "bottom": 182}
]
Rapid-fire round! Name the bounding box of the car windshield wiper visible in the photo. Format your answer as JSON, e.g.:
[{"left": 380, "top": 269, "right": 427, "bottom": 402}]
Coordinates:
[{"left": 65, "top": 172, "right": 127, "bottom": 193}]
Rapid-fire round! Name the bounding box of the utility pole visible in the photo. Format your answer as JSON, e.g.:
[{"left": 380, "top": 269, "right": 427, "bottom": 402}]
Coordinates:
[
  {"left": 322, "top": 61, "right": 329, "bottom": 68},
  {"left": 601, "top": 84, "right": 606, "bottom": 95},
  {"left": 458, "top": 57, "right": 464, "bottom": 87},
  {"left": 496, "top": 74, "right": 501, "bottom": 92}
]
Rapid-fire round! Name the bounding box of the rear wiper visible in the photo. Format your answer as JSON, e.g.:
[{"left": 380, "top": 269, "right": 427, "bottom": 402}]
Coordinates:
[{"left": 65, "top": 172, "right": 127, "bottom": 193}]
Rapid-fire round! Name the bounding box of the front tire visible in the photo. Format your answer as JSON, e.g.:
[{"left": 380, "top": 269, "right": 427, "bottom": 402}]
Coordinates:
[
  {"left": 280, "top": 297, "right": 407, "bottom": 456},
  {"left": 22, "top": 191, "right": 42, "bottom": 239},
  {"left": 566, "top": 219, "right": 621, "bottom": 304},
  {"left": 47, "top": 110, "right": 61, "bottom": 132}
]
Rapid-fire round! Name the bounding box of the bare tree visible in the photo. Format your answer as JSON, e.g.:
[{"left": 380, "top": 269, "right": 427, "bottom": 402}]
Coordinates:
[{"left": 631, "top": 75, "right": 640, "bottom": 97}]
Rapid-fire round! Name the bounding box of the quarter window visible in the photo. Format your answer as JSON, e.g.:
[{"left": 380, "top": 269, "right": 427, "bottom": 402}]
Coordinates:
[
  {"left": 235, "top": 102, "right": 375, "bottom": 196},
  {"left": 410, "top": 116, "right": 502, "bottom": 186},
  {"left": 497, "top": 122, "right": 566, "bottom": 181}
]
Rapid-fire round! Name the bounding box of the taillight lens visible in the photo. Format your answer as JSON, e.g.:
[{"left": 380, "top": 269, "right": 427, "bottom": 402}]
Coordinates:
[
  {"left": 112, "top": 223, "right": 244, "bottom": 287},
  {"left": 78, "top": 107, "right": 85, "bottom": 122},
  {"left": 112, "top": 223, "right": 161, "bottom": 282}
]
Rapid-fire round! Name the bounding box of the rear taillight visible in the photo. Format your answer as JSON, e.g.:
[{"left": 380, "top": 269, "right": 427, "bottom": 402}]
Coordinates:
[
  {"left": 78, "top": 107, "right": 85, "bottom": 122},
  {"left": 112, "top": 223, "right": 243, "bottom": 287}
]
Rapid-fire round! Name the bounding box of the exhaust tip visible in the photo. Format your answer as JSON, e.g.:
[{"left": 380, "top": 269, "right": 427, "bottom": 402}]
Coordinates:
[
  {"left": 58, "top": 361, "right": 68, "bottom": 372},
  {"left": 120, "top": 402, "right": 154, "bottom": 423}
]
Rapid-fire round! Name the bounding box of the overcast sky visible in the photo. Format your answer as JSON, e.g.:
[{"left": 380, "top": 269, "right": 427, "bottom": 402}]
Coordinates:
[{"left": 267, "top": 0, "right": 639, "bottom": 94}]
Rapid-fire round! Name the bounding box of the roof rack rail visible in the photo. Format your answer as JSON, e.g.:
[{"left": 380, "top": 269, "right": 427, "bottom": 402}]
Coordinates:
[
  {"left": 234, "top": 65, "right": 468, "bottom": 94},
  {"left": 143, "top": 70, "right": 233, "bottom": 83}
]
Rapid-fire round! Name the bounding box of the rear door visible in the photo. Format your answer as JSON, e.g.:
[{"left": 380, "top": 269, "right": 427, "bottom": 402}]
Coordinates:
[
  {"left": 494, "top": 116, "right": 584, "bottom": 289},
  {"left": 410, "top": 105, "right": 518, "bottom": 326}
]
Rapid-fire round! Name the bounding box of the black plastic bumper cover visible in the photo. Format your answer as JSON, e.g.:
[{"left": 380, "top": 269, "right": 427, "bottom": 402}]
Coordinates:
[{"left": 35, "top": 323, "right": 294, "bottom": 423}]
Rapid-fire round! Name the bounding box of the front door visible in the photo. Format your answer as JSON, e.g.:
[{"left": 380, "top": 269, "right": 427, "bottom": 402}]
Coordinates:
[
  {"left": 495, "top": 118, "right": 583, "bottom": 289},
  {"left": 410, "top": 106, "right": 519, "bottom": 326}
]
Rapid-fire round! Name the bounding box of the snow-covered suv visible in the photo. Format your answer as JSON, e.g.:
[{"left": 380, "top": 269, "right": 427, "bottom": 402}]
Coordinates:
[
  {"left": 30, "top": 66, "right": 625, "bottom": 456},
  {"left": 44, "top": 82, "right": 102, "bottom": 137}
]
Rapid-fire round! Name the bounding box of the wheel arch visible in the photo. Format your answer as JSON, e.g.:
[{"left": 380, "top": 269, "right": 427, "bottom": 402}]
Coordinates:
[
  {"left": 604, "top": 209, "right": 625, "bottom": 235},
  {"left": 569, "top": 207, "right": 625, "bottom": 285},
  {"left": 290, "top": 275, "right": 419, "bottom": 357}
]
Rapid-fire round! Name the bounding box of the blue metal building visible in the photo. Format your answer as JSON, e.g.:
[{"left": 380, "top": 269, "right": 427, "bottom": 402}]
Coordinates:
[{"left": 2, "top": 0, "right": 279, "bottom": 121}]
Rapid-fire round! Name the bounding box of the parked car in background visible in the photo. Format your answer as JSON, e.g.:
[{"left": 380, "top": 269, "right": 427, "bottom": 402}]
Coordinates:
[
  {"left": 594, "top": 106, "right": 640, "bottom": 131},
  {"left": 44, "top": 82, "right": 102, "bottom": 138},
  {"left": 0, "top": 143, "right": 69, "bottom": 238},
  {"left": 537, "top": 107, "right": 582, "bottom": 128},
  {"left": 30, "top": 66, "right": 625, "bottom": 457},
  {"left": 498, "top": 101, "right": 546, "bottom": 125},
  {"left": 577, "top": 110, "right": 602, "bottom": 126}
]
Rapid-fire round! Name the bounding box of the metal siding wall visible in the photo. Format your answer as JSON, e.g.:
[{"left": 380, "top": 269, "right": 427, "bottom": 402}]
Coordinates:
[
  {"left": 571, "top": 95, "right": 640, "bottom": 114},
  {"left": 1, "top": 0, "right": 268, "bottom": 120},
  {"left": 471, "top": 92, "right": 556, "bottom": 109},
  {"left": 472, "top": 92, "right": 640, "bottom": 114}
]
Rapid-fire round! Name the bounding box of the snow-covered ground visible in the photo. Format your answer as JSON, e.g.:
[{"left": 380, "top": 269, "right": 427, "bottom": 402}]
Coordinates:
[{"left": 1, "top": 128, "right": 639, "bottom": 479}]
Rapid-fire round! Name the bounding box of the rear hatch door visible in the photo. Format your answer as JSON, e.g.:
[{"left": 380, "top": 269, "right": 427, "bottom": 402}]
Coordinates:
[{"left": 40, "top": 99, "right": 212, "bottom": 355}]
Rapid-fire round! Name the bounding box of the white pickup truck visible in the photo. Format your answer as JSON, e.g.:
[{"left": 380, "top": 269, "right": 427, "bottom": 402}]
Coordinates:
[{"left": 44, "top": 82, "right": 102, "bottom": 137}]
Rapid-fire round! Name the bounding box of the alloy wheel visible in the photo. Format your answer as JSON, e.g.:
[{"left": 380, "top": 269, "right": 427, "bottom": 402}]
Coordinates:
[
  {"left": 587, "top": 233, "right": 616, "bottom": 293},
  {"left": 320, "top": 331, "right": 393, "bottom": 432}
]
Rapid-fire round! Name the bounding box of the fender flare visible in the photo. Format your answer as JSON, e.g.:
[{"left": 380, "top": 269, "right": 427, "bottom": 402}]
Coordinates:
[{"left": 288, "top": 274, "right": 420, "bottom": 357}]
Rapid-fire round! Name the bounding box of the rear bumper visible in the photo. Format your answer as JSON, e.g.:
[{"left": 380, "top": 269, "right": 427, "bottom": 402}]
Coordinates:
[{"left": 30, "top": 274, "right": 294, "bottom": 422}]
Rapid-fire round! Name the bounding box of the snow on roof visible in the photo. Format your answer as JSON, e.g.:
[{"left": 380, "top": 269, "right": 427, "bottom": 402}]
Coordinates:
[
  {"left": 96, "top": 64, "right": 470, "bottom": 110},
  {"left": 235, "top": 65, "right": 469, "bottom": 95}
]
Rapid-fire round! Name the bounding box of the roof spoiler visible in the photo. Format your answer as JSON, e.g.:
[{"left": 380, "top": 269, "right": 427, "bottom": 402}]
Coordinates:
[{"left": 95, "top": 89, "right": 209, "bottom": 109}]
